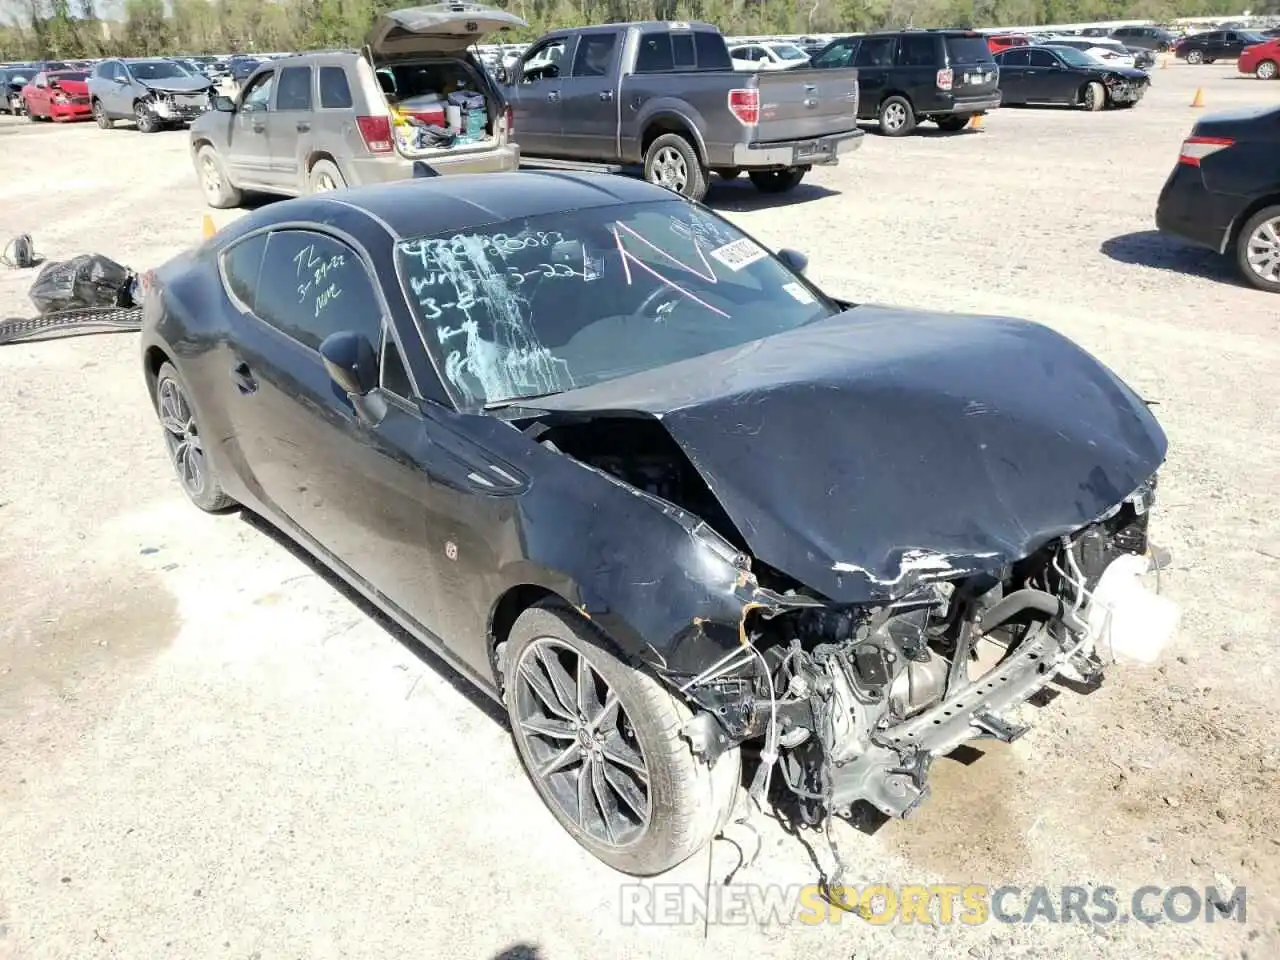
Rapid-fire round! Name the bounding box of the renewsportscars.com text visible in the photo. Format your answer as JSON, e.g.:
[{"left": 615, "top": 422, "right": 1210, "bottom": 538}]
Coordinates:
[{"left": 619, "top": 883, "right": 1248, "bottom": 927}]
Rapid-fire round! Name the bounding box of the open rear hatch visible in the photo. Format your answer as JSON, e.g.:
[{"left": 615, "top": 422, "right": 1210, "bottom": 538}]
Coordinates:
[{"left": 366, "top": 2, "right": 527, "bottom": 58}]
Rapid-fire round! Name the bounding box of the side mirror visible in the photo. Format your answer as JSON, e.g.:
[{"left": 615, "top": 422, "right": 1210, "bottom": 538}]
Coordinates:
[
  {"left": 212, "top": 95, "right": 235, "bottom": 112},
  {"left": 776, "top": 248, "right": 809, "bottom": 274},
  {"left": 320, "top": 330, "right": 385, "bottom": 423}
]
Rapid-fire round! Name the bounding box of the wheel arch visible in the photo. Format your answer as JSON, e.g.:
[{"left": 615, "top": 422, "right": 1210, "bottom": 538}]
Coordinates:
[
  {"left": 143, "top": 344, "right": 172, "bottom": 409},
  {"left": 1224, "top": 194, "right": 1280, "bottom": 254},
  {"left": 879, "top": 89, "right": 913, "bottom": 109},
  {"left": 305, "top": 150, "right": 343, "bottom": 177},
  {"left": 639, "top": 112, "right": 708, "bottom": 167}
]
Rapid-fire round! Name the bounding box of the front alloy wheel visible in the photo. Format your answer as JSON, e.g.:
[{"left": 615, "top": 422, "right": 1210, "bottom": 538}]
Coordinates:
[
  {"left": 512, "top": 638, "right": 652, "bottom": 848},
  {"left": 502, "top": 604, "right": 740, "bottom": 876}
]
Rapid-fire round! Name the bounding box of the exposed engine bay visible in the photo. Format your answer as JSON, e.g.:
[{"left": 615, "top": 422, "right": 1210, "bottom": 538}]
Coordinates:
[{"left": 537, "top": 414, "right": 1179, "bottom": 828}]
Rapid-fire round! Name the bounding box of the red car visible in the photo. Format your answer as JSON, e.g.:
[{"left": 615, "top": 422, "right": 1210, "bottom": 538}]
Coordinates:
[
  {"left": 1238, "top": 38, "right": 1280, "bottom": 79},
  {"left": 21, "top": 70, "right": 92, "bottom": 122},
  {"left": 988, "top": 33, "right": 1030, "bottom": 54}
]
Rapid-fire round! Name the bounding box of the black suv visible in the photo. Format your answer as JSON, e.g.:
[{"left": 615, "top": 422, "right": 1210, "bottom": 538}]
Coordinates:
[
  {"left": 810, "top": 30, "right": 1000, "bottom": 136},
  {"left": 1111, "top": 25, "right": 1177, "bottom": 52}
]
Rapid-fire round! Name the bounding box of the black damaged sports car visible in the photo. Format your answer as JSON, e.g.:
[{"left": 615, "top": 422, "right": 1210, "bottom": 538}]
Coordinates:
[
  {"left": 141, "top": 172, "right": 1177, "bottom": 876},
  {"left": 994, "top": 44, "right": 1150, "bottom": 110}
]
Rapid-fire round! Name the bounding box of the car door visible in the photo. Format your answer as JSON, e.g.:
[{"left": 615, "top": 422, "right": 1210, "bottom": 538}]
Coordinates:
[
  {"left": 1221, "top": 31, "right": 1244, "bottom": 57},
  {"left": 101, "top": 61, "right": 129, "bottom": 115},
  {"left": 24, "top": 72, "right": 48, "bottom": 116},
  {"left": 216, "top": 227, "right": 495, "bottom": 674},
  {"left": 265, "top": 64, "right": 312, "bottom": 190},
  {"left": 558, "top": 29, "right": 621, "bottom": 159},
  {"left": 1025, "top": 48, "right": 1068, "bottom": 101},
  {"left": 1199, "top": 32, "right": 1223, "bottom": 59},
  {"left": 226, "top": 69, "right": 276, "bottom": 186},
  {"left": 894, "top": 33, "right": 936, "bottom": 97},
  {"left": 995, "top": 49, "right": 1029, "bottom": 102},
  {"left": 507, "top": 35, "right": 571, "bottom": 156},
  {"left": 853, "top": 35, "right": 897, "bottom": 118}
]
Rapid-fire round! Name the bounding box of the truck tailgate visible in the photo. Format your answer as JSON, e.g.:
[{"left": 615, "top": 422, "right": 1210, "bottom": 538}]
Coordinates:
[{"left": 751, "top": 67, "right": 859, "bottom": 143}]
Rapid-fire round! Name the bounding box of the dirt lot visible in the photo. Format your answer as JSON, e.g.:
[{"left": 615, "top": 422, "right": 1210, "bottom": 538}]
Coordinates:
[{"left": 1, "top": 64, "right": 1277, "bottom": 960}]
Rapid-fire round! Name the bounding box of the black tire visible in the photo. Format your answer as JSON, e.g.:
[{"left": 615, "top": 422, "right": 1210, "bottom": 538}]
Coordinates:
[
  {"left": 1257, "top": 60, "right": 1278, "bottom": 80},
  {"left": 134, "top": 101, "right": 158, "bottom": 133},
  {"left": 712, "top": 167, "right": 742, "bottom": 180},
  {"left": 195, "top": 144, "right": 241, "bottom": 209},
  {"left": 308, "top": 158, "right": 347, "bottom": 195},
  {"left": 153, "top": 361, "right": 235, "bottom": 512},
  {"left": 501, "top": 603, "right": 740, "bottom": 876},
  {"left": 878, "top": 95, "right": 916, "bottom": 136},
  {"left": 1186, "top": 49, "right": 1204, "bottom": 64},
  {"left": 935, "top": 116, "right": 970, "bottom": 132},
  {"left": 1204, "top": 58, "right": 1216, "bottom": 65},
  {"left": 1081, "top": 81, "right": 1106, "bottom": 112},
  {"left": 92, "top": 99, "right": 113, "bottom": 129},
  {"left": 642, "top": 133, "right": 708, "bottom": 202},
  {"left": 1235, "top": 205, "right": 1280, "bottom": 294},
  {"left": 748, "top": 168, "right": 806, "bottom": 194}
]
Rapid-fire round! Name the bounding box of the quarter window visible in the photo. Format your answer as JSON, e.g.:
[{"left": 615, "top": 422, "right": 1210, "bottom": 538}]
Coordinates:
[
  {"left": 221, "top": 232, "right": 269, "bottom": 309},
  {"left": 813, "top": 41, "right": 856, "bottom": 68},
  {"left": 318, "top": 66, "right": 353, "bottom": 108},
  {"left": 252, "top": 230, "right": 383, "bottom": 353},
  {"left": 275, "top": 66, "right": 312, "bottom": 111}
]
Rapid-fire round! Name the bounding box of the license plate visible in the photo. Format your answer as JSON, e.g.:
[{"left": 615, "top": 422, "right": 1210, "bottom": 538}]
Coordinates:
[
  {"left": 796, "top": 142, "right": 831, "bottom": 161},
  {"left": 968, "top": 72, "right": 987, "bottom": 84}
]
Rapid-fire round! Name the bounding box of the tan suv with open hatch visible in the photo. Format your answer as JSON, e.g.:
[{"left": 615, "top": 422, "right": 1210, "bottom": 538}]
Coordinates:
[{"left": 189, "top": 3, "right": 523, "bottom": 208}]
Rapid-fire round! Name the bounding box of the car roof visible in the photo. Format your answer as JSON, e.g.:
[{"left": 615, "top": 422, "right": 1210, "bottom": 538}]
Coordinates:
[{"left": 249, "top": 172, "right": 676, "bottom": 241}]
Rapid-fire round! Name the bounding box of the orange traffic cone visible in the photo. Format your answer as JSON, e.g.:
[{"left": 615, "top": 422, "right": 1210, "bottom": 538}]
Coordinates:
[
  {"left": 201, "top": 214, "right": 216, "bottom": 239},
  {"left": 969, "top": 113, "right": 984, "bottom": 131},
  {"left": 1190, "top": 87, "right": 1205, "bottom": 108}
]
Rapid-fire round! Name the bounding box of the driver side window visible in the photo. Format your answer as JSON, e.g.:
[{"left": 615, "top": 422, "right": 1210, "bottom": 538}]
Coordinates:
[
  {"left": 521, "top": 39, "right": 567, "bottom": 83},
  {"left": 241, "top": 71, "right": 275, "bottom": 111},
  {"left": 1027, "top": 49, "right": 1057, "bottom": 68},
  {"left": 814, "top": 42, "right": 855, "bottom": 68}
]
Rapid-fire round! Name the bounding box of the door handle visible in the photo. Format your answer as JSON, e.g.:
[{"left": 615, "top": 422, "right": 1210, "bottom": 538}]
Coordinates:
[
  {"left": 546, "top": 90, "right": 560, "bottom": 102},
  {"left": 296, "top": 121, "right": 310, "bottom": 132},
  {"left": 231, "top": 361, "right": 258, "bottom": 395},
  {"left": 598, "top": 90, "right": 613, "bottom": 101}
]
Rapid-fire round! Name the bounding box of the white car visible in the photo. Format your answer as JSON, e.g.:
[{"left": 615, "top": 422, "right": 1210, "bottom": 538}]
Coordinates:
[
  {"left": 1043, "top": 36, "right": 1138, "bottom": 68},
  {"left": 729, "top": 41, "right": 811, "bottom": 71}
]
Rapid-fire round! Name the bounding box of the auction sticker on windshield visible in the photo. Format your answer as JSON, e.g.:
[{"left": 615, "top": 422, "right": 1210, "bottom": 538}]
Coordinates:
[{"left": 710, "top": 237, "right": 767, "bottom": 272}]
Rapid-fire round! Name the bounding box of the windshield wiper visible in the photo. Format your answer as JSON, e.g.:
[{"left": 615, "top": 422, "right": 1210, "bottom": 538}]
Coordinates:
[{"left": 483, "top": 390, "right": 565, "bottom": 410}]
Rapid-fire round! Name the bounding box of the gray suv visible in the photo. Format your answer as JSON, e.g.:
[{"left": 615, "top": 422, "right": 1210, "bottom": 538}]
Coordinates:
[
  {"left": 88, "top": 58, "right": 214, "bottom": 132},
  {"left": 189, "top": 3, "right": 523, "bottom": 209}
]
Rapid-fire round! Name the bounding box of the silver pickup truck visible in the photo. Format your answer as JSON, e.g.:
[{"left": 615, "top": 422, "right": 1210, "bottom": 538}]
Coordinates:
[{"left": 502, "top": 21, "right": 863, "bottom": 200}]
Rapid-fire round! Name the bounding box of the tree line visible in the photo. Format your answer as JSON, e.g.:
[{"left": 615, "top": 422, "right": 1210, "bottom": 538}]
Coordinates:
[{"left": 2, "top": 0, "right": 1274, "bottom": 62}]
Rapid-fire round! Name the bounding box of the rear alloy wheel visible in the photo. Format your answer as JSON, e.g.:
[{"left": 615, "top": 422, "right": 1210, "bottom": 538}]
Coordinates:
[
  {"left": 502, "top": 604, "right": 740, "bottom": 876},
  {"left": 1081, "top": 81, "right": 1106, "bottom": 112},
  {"left": 135, "top": 101, "right": 159, "bottom": 133},
  {"left": 92, "top": 99, "right": 113, "bottom": 129},
  {"left": 308, "top": 158, "right": 347, "bottom": 195},
  {"left": 878, "top": 95, "right": 916, "bottom": 136},
  {"left": 1237, "top": 205, "right": 1280, "bottom": 293},
  {"left": 197, "top": 144, "right": 241, "bottom": 209},
  {"left": 748, "top": 168, "right": 806, "bottom": 193},
  {"left": 154, "top": 362, "right": 235, "bottom": 512},
  {"left": 643, "top": 133, "right": 708, "bottom": 202},
  {"left": 1186, "top": 49, "right": 1204, "bottom": 64},
  {"left": 1257, "top": 60, "right": 1278, "bottom": 80}
]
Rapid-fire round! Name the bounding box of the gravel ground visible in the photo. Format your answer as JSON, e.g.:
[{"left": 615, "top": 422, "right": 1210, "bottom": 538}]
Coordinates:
[{"left": 1, "top": 65, "right": 1277, "bottom": 960}]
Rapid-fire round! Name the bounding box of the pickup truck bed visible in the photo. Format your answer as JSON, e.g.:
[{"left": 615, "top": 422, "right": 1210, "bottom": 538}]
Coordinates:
[{"left": 504, "top": 21, "right": 863, "bottom": 200}]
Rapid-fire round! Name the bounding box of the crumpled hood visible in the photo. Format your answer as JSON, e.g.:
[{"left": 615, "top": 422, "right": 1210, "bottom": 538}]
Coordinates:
[
  {"left": 138, "top": 77, "right": 212, "bottom": 95},
  {"left": 533, "top": 306, "right": 1167, "bottom": 603}
]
